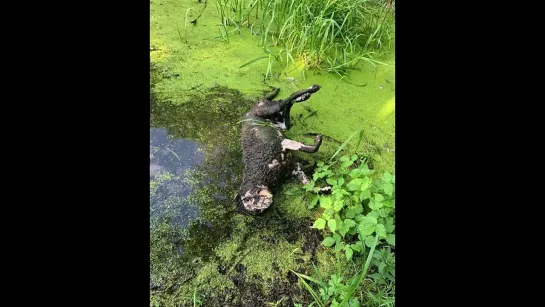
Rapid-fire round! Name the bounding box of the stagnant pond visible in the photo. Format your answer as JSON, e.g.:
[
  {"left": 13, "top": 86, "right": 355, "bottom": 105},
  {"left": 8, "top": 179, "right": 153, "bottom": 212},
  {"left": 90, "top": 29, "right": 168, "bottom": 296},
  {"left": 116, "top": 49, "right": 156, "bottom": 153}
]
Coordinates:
[{"left": 150, "top": 76, "right": 327, "bottom": 306}]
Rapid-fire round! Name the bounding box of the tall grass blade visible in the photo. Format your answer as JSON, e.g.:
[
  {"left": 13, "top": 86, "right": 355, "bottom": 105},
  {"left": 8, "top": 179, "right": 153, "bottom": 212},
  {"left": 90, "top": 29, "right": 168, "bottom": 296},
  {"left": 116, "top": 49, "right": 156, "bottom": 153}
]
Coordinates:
[
  {"left": 239, "top": 55, "right": 270, "bottom": 68},
  {"left": 184, "top": 8, "right": 192, "bottom": 43},
  {"left": 329, "top": 129, "right": 365, "bottom": 162},
  {"left": 290, "top": 269, "right": 325, "bottom": 307},
  {"left": 339, "top": 234, "right": 380, "bottom": 306}
]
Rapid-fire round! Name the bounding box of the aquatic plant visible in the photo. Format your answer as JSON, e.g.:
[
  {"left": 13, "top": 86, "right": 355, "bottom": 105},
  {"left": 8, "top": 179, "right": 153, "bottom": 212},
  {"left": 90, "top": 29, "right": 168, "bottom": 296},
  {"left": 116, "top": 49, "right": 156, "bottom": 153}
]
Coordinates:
[{"left": 214, "top": 0, "right": 395, "bottom": 75}]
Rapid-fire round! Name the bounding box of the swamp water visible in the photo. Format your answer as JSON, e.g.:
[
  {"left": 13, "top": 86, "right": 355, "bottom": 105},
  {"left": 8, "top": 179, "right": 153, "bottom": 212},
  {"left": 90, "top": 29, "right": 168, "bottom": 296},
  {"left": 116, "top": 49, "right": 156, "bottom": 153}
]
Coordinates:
[
  {"left": 150, "top": 1, "right": 395, "bottom": 305},
  {"left": 150, "top": 78, "right": 325, "bottom": 306}
]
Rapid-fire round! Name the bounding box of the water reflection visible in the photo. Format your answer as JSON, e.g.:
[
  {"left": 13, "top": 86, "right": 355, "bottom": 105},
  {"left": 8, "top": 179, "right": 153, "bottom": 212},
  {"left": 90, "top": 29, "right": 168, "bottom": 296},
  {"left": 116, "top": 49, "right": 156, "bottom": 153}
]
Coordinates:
[
  {"left": 150, "top": 127, "right": 203, "bottom": 226},
  {"left": 151, "top": 86, "right": 260, "bottom": 210},
  {"left": 149, "top": 85, "right": 257, "bottom": 261}
]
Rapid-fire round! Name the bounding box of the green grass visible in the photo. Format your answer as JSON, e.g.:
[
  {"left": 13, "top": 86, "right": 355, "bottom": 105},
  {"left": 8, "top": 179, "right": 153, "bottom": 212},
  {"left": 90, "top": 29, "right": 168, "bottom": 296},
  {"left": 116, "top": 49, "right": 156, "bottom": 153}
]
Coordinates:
[{"left": 213, "top": 0, "right": 395, "bottom": 76}]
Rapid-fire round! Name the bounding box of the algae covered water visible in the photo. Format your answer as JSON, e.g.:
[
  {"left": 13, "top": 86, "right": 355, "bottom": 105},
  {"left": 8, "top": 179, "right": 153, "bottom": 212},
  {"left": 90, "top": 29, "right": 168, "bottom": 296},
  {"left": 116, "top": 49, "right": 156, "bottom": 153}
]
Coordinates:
[
  {"left": 150, "top": 72, "right": 328, "bottom": 306},
  {"left": 150, "top": 0, "right": 395, "bottom": 305}
]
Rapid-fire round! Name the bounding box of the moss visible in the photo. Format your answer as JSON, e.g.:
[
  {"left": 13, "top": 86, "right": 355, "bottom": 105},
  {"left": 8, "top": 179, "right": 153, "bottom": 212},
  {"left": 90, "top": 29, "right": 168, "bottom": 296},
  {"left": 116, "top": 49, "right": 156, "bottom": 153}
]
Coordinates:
[
  {"left": 274, "top": 183, "right": 314, "bottom": 218},
  {"left": 192, "top": 260, "right": 235, "bottom": 291}
]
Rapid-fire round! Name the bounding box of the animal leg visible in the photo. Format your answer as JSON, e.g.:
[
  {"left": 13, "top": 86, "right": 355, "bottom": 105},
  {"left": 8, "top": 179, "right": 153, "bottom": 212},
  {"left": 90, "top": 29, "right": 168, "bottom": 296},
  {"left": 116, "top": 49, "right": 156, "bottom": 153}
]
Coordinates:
[
  {"left": 281, "top": 135, "right": 322, "bottom": 153},
  {"left": 283, "top": 84, "right": 321, "bottom": 103}
]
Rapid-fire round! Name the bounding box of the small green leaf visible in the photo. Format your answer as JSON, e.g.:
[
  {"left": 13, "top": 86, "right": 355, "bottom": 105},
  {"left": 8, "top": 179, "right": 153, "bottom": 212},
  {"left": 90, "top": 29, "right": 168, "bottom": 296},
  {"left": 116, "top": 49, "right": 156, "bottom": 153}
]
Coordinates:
[
  {"left": 348, "top": 297, "right": 360, "bottom": 307},
  {"left": 382, "top": 183, "right": 394, "bottom": 196},
  {"left": 354, "top": 241, "right": 364, "bottom": 252},
  {"left": 375, "top": 194, "right": 384, "bottom": 202},
  {"left": 378, "top": 208, "right": 391, "bottom": 218},
  {"left": 355, "top": 214, "right": 365, "bottom": 222},
  {"left": 338, "top": 222, "right": 350, "bottom": 237},
  {"left": 358, "top": 163, "right": 373, "bottom": 174},
  {"left": 351, "top": 154, "right": 358, "bottom": 161},
  {"left": 348, "top": 168, "right": 362, "bottom": 178},
  {"left": 370, "top": 199, "right": 383, "bottom": 210},
  {"left": 360, "top": 177, "right": 371, "bottom": 191},
  {"left": 328, "top": 219, "right": 337, "bottom": 233},
  {"left": 364, "top": 235, "right": 375, "bottom": 248},
  {"left": 350, "top": 243, "right": 362, "bottom": 252},
  {"left": 317, "top": 161, "right": 324, "bottom": 167},
  {"left": 346, "top": 178, "right": 363, "bottom": 191},
  {"left": 333, "top": 200, "right": 344, "bottom": 212},
  {"left": 322, "top": 236, "right": 335, "bottom": 247},
  {"left": 313, "top": 218, "right": 326, "bottom": 230},
  {"left": 340, "top": 155, "right": 350, "bottom": 162},
  {"left": 367, "top": 211, "right": 379, "bottom": 219},
  {"left": 385, "top": 217, "right": 395, "bottom": 233},
  {"left": 379, "top": 262, "right": 386, "bottom": 273},
  {"left": 359, "top": 189, "right": 371, "bottom": 200},
  {"left": 332, "top": 189, "right": 345, "bottom": 200},
  {"left": 337, "top": 177, "right": 344, "bottom": 186},
  {"left": 351, "top": 195, "right": 360, "bottom": 204},
  {"left": 333, "top": 233, "right": 342, "bottom": 243},
  {"left": 376, "top": 224, "right": 387, "bottom": 238},
  {"left": 358, "top": 216, "right": 377, "bottom": 236},
  {"left": 345, "top": 208, "right": 355, "bottom": 218},
  {"left": 326, "top": 177, "right": 337, "bottom": 186},
  {"left": 383, "top": 199, "right": 393, "bottom": 208},
  {"left": 335, "top": 241, "right": 345, "bottom": 252},
  {"left": 353, "top": 204, "right": 363, "bottom": 214},
  {"left": 386, "top": 234, "right": 395, "bottom": 246},
  {"left": 342, "top": 160, "right": 353, "bottom": 170},
  {"left": 320, "top": 196, "right": 333, "bottom": 209},
  {"left": 358, "top": 221, "right": 375, "bottom": 235},
  {"left": 345, "top": 246, "right": 353, "bottom": 261},
  {"left": 382, "top": 172, "right": 392, "bottom": 183},
  {"left": 343, "top": 218, "right": 357, "bottom": 229},
  {"left": 309, "top": 195, "right": 319, "bottom": 209}
]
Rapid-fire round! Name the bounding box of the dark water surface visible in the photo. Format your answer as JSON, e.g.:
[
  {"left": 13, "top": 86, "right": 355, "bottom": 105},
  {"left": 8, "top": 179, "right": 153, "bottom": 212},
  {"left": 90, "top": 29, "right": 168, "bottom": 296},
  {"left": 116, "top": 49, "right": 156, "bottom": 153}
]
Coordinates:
[{"left": 150, "top": 127, "right": 203, "bottom": 226}]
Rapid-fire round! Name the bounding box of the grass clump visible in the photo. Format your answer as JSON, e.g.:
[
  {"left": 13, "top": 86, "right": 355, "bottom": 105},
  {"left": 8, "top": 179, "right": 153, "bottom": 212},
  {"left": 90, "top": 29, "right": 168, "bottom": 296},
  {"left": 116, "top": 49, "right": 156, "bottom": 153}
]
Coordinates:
[{"left": 213, "top": 0, "right": 395, "bottom": 76}]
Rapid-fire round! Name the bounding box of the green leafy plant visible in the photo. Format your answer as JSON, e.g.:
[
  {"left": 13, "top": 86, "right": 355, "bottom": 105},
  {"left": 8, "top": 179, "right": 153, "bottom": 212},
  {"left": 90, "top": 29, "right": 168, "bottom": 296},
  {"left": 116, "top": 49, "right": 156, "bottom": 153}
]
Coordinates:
[
  {"left": 291, "top": 234, "right": 380, "bottom": 307},
  {"left": 369, "top": 247, "right": 395, "bottom": 285},
  {"left": 306, "top": 153, "right": 395, "bottom": 261}
]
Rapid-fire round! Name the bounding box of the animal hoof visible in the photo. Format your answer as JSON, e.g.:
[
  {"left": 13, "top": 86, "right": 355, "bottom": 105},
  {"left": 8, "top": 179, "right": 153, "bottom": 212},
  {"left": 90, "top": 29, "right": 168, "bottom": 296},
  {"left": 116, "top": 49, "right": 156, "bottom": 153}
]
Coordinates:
[
  {"left": 308, "top": 84, "right": 321, "bottom": 93},
  {"left": 315, "top": 135, "right": 322, "bottom": 143}
]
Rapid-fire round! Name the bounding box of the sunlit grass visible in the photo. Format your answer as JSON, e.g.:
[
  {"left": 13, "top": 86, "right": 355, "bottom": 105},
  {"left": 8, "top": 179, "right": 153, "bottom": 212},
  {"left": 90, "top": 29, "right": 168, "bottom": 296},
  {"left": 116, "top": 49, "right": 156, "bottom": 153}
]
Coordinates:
[{"left": 213, "top": 0, "right": 395, "bottom": 76}]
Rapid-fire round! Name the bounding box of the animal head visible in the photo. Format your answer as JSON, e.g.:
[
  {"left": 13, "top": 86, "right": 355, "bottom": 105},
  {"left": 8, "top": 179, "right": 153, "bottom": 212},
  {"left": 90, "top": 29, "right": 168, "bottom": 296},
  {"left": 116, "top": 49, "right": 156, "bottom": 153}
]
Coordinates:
[{"left": 240, "top": 185, "right": 273, "bottom": 212}]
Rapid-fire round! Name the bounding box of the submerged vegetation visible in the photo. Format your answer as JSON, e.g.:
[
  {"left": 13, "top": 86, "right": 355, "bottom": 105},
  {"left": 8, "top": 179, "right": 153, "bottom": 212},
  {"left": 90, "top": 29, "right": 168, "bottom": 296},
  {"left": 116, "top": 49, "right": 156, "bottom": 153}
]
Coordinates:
[
  {"left": 213, "top": 0, "right": 395, "bottom": 76},
  {"left": 151, "top": 0, "right": 395, "bottom": 305}
]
